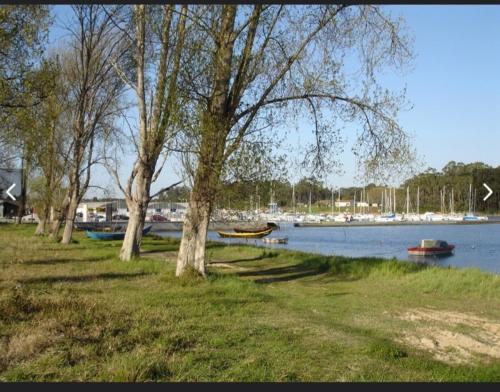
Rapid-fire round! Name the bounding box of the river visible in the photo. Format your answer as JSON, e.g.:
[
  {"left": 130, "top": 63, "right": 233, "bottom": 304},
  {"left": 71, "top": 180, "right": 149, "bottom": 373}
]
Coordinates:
[{"left": 157, "top": 222, "right": 500, "bottom": 274}]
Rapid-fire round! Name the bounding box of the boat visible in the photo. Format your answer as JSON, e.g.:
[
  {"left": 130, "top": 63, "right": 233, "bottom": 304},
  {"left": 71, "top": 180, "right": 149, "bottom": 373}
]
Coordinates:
[
  {"left": 85, "top": 225, "right": 152, "bottom": 240},
  {"left": 233, "top": 225, "right": 271, "bottom": 233},
  {"left": 262, "top": 236, "right": 288, "bottom": 244},
  {"left": 76, "top": 223, "right": 125, "bottom": 232},
  {"left": 463, "top": 213, "right": 488, "bottom": 222},
  {"left": 374, "top": 212, "right": 397, "bottom": 222},
  {"left": 407, "top": 239, "right": 455, "bottom": 256},
  {"left": 217, "top": 227, "right": 272, "bottom": 239},
  {"left": 266, "top": 221, "right": 280, "bottom": 230}
]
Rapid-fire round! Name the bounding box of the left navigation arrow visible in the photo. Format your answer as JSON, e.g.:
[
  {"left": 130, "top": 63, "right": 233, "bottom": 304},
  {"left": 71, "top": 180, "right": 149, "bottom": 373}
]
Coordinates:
[{"left": 6, "top": 183, "right": 16, "bottom": 201}]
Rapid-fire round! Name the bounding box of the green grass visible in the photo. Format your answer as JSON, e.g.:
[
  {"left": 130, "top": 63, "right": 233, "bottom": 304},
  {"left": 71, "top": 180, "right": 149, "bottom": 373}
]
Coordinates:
[{"left": 1, "top": 223, "right": 500, "bottom": 381}]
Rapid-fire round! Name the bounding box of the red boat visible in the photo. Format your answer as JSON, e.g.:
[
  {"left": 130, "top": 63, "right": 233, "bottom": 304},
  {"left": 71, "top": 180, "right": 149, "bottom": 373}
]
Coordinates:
[{"left": 408, "top": 239, "right": 455, "bottom": 256}]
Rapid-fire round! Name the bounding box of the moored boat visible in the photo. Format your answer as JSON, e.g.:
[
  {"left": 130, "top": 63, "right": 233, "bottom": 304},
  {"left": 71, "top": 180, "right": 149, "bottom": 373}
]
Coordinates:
[
  {"left": 86, "top": 225, "right": 152, "bottom": 240},
  {"left": 233, "top": 225, "right": 271, "bottom": 233},
  {"left": 76, "top": 223, "right": 125, "bottom": 232},
  {"left": 262, "top": 236, "right": 288, "bottom": 244},
  {"left": 407, "top": 239, "right": 455, "bottom": 256},
  {"left": 217, "top": 227, "right": 272, "bottom": 239}
]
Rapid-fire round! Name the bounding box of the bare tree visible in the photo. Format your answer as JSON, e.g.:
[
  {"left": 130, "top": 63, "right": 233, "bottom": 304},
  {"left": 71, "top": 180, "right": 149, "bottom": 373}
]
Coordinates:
[
  {"left": 104, "top": 4, "right": 188, "bottom": 260},
  {"left": 28, "top": 58, "right": 70, "bottom": 235},
  {"left": 175, "top": 5, "right": 414, "bottom": 276},
  {"left": 53, "top": 5, "right": 126, "bottom": 244}
]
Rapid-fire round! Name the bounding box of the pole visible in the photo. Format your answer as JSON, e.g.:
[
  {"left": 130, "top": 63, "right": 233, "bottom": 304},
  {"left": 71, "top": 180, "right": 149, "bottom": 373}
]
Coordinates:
[
  {"left": 338, "top": 188, "right": 341, "bottom": 213},
  {"left": 468, "top": 183, "right": 472, "bottom": 213},
  {"left": 393, "top": 187, "right": 396, "bottom": 214},
  {"left": 331, "top": 187, "right": 334, "bottom": 216},
  {"left": 417, "top": 186, "right": 420, "bottom": 215},
  {"left": 406, "top": 186, "right": 409, "bottom": 215}
]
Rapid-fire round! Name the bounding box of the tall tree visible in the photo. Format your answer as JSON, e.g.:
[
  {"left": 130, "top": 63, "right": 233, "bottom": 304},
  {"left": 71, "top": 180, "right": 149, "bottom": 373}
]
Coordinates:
[
  {"left": 54, "top": 5, "right": 126, "bottom": 244},
  {"left": 175, "top": 5, "right": 414, "bottom": 276},
  {"left": 105, "top": 4, "right": 188, "bottom": 260},
  {"left": 24, "top": 58, "right": 70, "bottom": 235},
  {"left": 0, "top": 5, "right": 50, "bottom": 219},
  {"left": 0, "top": 5, "right": 49, "bottom": 113}
]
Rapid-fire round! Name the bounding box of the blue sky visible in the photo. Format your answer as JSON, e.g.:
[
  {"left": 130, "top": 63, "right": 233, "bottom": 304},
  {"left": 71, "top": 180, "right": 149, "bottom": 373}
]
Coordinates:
[{"left": 49, "top": 5, "right": 500, "bottom": 197}]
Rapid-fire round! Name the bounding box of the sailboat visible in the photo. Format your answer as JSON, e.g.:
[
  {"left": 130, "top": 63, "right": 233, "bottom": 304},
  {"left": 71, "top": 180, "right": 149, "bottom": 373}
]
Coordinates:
[{"left": 463, "top": 184, "right": 488, "bottom": 221}]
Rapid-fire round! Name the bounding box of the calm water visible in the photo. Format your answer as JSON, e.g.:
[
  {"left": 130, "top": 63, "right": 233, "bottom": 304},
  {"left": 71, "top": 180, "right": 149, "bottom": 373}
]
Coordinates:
[{"left": 157, "top": 223, "right": 500, "bottom": 274}]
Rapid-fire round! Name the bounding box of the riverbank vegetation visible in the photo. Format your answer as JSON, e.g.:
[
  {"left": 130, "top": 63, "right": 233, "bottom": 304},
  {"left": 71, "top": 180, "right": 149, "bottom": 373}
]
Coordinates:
[
  {"left": 174, "top": 161, "right": 499, "bottom": 215},
  {"left": 1, "top": 224, "right": 499, "bottom": 381}
]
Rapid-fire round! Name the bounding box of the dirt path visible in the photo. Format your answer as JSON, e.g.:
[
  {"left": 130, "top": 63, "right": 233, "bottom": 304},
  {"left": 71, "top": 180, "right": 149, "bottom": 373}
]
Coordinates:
[{"left": 398, "top": 308, "right": 500, "bottom": 363}]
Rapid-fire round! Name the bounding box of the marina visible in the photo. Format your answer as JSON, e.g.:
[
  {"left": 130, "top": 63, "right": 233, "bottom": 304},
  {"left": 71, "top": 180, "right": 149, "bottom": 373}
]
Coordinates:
[{"left": 157, "top": 222, "right": 500, "bottom": 274}]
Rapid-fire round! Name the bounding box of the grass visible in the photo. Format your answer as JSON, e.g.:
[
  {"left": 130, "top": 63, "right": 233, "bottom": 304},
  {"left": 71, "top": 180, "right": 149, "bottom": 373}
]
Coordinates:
[{"left": 1, "top": 223, "right": 500, "bottom": 381}]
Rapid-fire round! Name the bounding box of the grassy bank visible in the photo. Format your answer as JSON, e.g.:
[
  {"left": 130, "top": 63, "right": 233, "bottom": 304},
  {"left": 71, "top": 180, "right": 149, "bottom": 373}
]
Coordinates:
[{"left": 1, "top": 224, "right": 500, "bottom": 381}]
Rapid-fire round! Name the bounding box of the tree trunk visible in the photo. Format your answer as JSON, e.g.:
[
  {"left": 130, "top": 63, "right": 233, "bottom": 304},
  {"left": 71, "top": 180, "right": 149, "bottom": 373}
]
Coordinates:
[
  {"left": 176, "top": 200, "right": 211, "bottom": 277},
  {"left": 49, "top": 197, "right": 68, "bottom": 240},
  {"left": 61, "top": 189, "right": 78, "bottom": 244},
  {"left": 119, "top": 202, "right": 147, "bottom": 261},
  {"left": 49, "top": 218, "right": 62, "bottom": 240},
  {"left": 34, "top": 218, "right": 46, "bottom": 235},
  {"left": 119, "top": 164, "right": 152, "bottom": 261},
  {"left": 34, "top": 204, "right": 50, "bottom": 235}
]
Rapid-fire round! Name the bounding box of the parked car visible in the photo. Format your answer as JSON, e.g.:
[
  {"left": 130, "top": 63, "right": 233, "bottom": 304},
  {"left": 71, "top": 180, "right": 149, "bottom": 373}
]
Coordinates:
[
  {"left": 149, "top": 214, "right": 168, "bottom": 222},
  {"left": 94, "top": 214, "right": 106, "bottom": 222},
  {"left": 21, "top": 214, "right": 39, "bottom": 223}
]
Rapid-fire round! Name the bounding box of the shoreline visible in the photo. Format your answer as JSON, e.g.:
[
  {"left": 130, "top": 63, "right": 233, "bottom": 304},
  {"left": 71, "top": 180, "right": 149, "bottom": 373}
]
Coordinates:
[{"left": 292, "top": 220, "right": 500, "bottom": 228}]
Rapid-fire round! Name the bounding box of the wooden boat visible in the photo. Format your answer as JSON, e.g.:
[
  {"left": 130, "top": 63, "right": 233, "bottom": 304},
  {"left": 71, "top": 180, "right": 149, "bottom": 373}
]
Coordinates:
[
  {"left": 233, "top": 225, "right": 271, "bottom": 233},
  {"left": 407, "top": 239, "right": 455, "bottom": 256},
  {"left": 86, "top": 225, "right": 152, "bottom": 240},
  {"left": 217, "top": 227, "right": 272, "bottom": 239},
  {"left": 267, "top": 221, "right": 280, "bottom": 230},
  {"left": 262, "top": 236, "right": 288, "bottom": 244},
  {"left": 76, "top": 223, "right": 125, "bottom": 232}
]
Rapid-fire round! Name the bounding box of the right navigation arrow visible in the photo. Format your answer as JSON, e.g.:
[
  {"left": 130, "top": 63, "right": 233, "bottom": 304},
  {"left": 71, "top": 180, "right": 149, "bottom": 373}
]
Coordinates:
[{"left": 483, "top": 183, "right": 493, "bottom": 201}]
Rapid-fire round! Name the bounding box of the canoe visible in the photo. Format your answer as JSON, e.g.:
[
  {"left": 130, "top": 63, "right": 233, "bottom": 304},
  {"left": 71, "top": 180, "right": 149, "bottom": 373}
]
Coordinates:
[
  {"left": 262, "top": 236, "right": 288, "bottom": 244},
  {"left": 86, "top": 225, "right": 152, "bottom": 240},
  {"left": 408, "top": 239, "right": 455, "bottom": 256},
  {"left": 217, "top": 227, "right": 272, "bottom": 239},
  {"left": 76, "top": 223, "right": 125, "bottom": 232}
]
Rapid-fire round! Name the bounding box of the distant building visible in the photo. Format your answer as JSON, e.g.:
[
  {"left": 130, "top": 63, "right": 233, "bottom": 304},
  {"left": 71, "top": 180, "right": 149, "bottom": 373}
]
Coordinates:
[
  {"left": 335, "top": 200, "right": 351, "bottom": 207},
  {"left": 0, "top": 200, "right": 18, "bottom": 219},
  {"left": 77, "top": 201, "right": 114, "bottom": 222}
]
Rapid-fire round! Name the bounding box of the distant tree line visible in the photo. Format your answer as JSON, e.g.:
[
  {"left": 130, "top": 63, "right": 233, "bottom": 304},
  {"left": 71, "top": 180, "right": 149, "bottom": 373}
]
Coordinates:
[{"left": 157, "top": 161, "right": 500, "bottom": 214}]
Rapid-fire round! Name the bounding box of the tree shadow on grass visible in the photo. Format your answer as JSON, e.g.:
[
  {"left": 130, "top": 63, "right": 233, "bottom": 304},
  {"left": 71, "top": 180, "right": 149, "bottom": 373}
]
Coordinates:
[
  {"left": 140, "top": 246, "right": 179, "bottom": 255},
  {"left": 209, "top": 252, "right": 279, "bottom": 265},
  {"left": 16, "top": 272, "right": 150, "bottom": 285},
  {"left": 19, "top": 255, "right": 110, "bottom": 266},
  {"left": 236, "top": 255, "right": 428, "bottom": 284}
]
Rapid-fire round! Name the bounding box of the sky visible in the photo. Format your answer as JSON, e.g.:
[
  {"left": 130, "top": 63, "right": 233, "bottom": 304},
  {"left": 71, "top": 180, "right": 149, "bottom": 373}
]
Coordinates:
[{"left": 48, "top": 5, "right": 500, "bottom": 197}]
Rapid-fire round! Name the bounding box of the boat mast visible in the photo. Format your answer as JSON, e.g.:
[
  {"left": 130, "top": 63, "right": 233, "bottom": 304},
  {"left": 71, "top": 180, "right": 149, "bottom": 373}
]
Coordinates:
[
  {"left": 381, "top": 189, "right": 384, "bottom": 214},
  {"left": 417, "top": 186, "right": 420, "bottom": 215},
  {"left": 338, "top": 188, "right": 341, "bottom": 213},
  {"left": 331, "top": 187, "right": 334, "bottom": 216},
  {"left": 468, "top": 183, "right": 472, "bottom": 213},
  {"left": 363, "top": 185, "right": 366, "bottom": 214},
  {"left": 406, "top": 186, "right": 410, "bottom": 215},
  {"left": 474, "top": 187, "right": 477, "bottom": 214},
  {"left": 309, "top": 189, "right": 312, "bottom": 214},
  {"left": 394, "top": 187, "right": 396, "bottom": 214}
]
